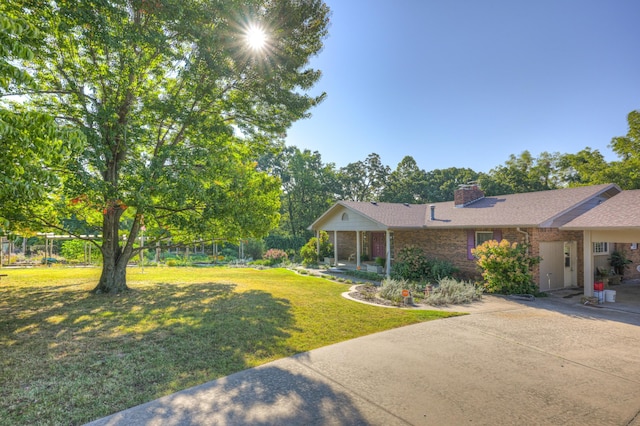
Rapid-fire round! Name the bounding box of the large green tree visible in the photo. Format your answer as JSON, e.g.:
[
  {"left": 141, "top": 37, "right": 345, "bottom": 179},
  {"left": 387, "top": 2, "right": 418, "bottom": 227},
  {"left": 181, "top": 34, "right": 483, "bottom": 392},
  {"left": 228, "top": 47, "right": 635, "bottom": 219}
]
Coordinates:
[
  {"left": 555, "top": 147, "right": 612, "bottom": 187},
  {"left": 424, "top": 167, "right": 479, "bottom": 202},
  {"left": 338, "top": 153, "right": 389, "bottom": 201},
  {"left": 479, "top": 151, "right": 560, "bottom": 196},
  {"left": 7, "top": 0, "right": 329, "bottom": 293},
  {"left": 379, "top": 156, "right": 428, "bottom": 203},
  {"left": 608, "top": 110, "right": 640, "bottom": 189},
  {"left": 260, "top": 146, "right": 337, "bottom": 239}
]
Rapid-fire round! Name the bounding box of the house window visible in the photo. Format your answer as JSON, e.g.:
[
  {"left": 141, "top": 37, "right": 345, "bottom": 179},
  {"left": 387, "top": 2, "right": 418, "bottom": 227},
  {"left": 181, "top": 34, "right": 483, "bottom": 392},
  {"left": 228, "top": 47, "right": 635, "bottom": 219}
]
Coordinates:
[
  {"left": 593, "top": 242, "right": 609, "bottom": 254},
  {"left": 467, "top": 229, "right": 502, "bottom": 260},
  {"left": 476, "top": 231, "right": 494, "bottom": 247},
  {"left": 341, "top": 212, "right": 349, "bottom": 221}
]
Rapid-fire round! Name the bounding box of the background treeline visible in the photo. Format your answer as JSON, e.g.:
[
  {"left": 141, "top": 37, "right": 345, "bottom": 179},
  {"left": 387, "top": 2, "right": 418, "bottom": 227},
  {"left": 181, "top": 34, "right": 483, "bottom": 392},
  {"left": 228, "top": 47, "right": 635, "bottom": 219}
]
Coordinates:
[{"left": 262, "top": 110, "right": 640, "bottom": 243}]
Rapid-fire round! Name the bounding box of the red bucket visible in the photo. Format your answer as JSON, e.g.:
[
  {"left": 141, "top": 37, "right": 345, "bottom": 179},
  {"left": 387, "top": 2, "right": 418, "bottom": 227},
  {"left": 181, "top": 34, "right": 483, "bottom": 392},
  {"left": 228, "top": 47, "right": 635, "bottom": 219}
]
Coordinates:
[{"left": 594, "top": 281, "right": 604, "bottom": 291}]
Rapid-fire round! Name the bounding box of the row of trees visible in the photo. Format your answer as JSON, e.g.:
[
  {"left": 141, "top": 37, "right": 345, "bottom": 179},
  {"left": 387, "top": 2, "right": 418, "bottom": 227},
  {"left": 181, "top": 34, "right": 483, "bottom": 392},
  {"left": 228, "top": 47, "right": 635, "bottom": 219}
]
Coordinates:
[{"left": 266, "top": 110, "right": 640, "bottom": 242}]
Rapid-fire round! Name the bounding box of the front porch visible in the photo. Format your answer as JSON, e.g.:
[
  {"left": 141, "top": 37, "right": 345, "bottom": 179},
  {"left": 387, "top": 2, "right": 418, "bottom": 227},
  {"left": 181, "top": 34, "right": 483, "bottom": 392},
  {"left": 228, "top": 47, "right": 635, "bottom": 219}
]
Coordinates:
[{"left": 318, "top": 230, "right": 393, "bottom": 277}]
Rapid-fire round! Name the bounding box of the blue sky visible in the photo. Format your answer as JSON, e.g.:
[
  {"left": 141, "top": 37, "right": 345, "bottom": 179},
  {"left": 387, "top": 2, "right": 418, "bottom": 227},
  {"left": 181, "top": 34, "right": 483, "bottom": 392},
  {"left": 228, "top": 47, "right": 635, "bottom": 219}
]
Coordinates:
[{"left": 284, "top": 0, "right": 640, "bottom": 173}]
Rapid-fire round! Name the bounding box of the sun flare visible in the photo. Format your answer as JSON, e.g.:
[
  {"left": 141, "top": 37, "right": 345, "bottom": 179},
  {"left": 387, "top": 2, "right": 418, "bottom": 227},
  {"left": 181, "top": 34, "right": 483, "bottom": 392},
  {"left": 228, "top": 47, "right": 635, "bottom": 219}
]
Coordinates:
[{"left": 246, "top": 24, "right": 267, "bottom": 51}]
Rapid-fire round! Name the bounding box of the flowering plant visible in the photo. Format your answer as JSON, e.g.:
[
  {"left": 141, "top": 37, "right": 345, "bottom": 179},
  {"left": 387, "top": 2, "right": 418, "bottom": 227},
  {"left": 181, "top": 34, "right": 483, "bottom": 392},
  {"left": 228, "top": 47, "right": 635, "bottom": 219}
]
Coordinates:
[
  {"left": 472, "top": 239, "right": 540, "bottom": 295},
  {"left": 263, "top": 248, "right": 289, "bottom": 265}
]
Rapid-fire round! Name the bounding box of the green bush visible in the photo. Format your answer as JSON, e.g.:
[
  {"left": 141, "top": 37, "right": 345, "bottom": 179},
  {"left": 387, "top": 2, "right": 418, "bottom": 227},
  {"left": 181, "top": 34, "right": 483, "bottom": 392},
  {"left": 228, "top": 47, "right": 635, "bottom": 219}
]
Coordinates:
[
  {"left": 390, "top": 245, "right": 429, "bottom": 282},
  {"left": 424, "top": 277, "right": 482, "bottom": 306},
  {"left": 300, "top": 231, "right": 333, "bottom": 266},
  {"left": 472, "top": 239, "right": 540, "bottom": 295},
  {"left": 391, "top": 245, "right": 457, "bottom": 283},
  {"left": 428, "top": 258, "right": 458, "bottom": 282}
]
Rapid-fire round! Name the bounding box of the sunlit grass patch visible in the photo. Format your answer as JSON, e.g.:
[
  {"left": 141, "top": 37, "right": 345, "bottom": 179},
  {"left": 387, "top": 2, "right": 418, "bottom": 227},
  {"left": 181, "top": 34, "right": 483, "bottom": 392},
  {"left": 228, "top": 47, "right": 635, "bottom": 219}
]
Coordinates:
[{"left": 0, "top": 266, "right": 461, "bottom": 424}]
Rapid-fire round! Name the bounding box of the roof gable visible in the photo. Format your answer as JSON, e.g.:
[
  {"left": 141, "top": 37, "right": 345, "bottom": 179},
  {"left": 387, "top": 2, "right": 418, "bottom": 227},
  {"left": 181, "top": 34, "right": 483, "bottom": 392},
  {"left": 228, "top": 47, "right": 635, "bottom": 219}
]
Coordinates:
[{"left": 562, "top": 189, "right": 640, "bottom": 230}]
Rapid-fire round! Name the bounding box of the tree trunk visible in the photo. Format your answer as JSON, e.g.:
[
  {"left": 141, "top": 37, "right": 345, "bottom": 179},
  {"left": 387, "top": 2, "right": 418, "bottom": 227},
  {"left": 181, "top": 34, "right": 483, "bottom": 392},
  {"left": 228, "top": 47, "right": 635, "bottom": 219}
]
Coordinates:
[{"left": 92, "top": 206, "right": 137, "bottom": 294}]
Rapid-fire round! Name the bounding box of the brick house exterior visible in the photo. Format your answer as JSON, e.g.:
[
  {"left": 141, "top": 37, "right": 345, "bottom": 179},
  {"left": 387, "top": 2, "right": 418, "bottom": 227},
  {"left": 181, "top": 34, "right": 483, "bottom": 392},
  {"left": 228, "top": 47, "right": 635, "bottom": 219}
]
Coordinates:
[{"left": 310, "top": 184, "right": 625, "bottom": 292}]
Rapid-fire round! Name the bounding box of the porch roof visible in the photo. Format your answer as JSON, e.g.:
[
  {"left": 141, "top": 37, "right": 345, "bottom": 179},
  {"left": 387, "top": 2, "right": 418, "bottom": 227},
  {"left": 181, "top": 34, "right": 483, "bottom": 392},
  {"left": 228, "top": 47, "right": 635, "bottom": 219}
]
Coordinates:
[{"left": 562, "top": 189, "right": 640, "bottom": 231}]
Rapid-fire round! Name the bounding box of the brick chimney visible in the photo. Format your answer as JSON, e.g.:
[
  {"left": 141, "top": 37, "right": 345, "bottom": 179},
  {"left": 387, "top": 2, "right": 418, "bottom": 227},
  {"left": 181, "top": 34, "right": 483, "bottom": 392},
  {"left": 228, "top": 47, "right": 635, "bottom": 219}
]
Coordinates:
[{"left": 454, "top": 183, "right": 484, "bottom": 207}]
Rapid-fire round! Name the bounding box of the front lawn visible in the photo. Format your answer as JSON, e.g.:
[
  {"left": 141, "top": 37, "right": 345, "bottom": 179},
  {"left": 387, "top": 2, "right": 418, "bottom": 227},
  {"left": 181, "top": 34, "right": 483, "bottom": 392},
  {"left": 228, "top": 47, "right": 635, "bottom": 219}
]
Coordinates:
[{"left": 0, "top": 266, "right": 460, "bottom": 424}]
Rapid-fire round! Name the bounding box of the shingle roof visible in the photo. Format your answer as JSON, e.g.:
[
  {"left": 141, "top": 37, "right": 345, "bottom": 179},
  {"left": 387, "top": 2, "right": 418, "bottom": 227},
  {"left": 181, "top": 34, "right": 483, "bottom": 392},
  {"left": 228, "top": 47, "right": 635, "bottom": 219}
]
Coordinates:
[
  {"left": 338, "top": 201, "right": 428, "bottom": 228},
  {"left": 316, "top": 184, "right": 621, "bottom": 230},
  {"left": 562, "top": 189, "right": 640, "bottom": 230}
]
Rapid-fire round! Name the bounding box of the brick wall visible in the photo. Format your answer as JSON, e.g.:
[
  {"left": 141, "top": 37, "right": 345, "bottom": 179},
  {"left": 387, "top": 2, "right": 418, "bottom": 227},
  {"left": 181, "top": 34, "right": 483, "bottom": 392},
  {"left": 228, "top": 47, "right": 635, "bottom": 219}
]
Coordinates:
[
  {"left": 393, "top": 229, "right": 480, "bottom": 280},
  {"left": 393, "top": 227, "right": 586, "bottom": 286},
  {"left": 336, "top": 231, "right": 357, "bottom": 260}
]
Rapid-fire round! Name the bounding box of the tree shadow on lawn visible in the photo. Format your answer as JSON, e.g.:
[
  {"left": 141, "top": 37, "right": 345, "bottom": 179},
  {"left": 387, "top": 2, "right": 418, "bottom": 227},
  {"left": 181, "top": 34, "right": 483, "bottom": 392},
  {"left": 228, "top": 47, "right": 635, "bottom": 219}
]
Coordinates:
[{"left": 0, "top": 281, "right": 302, "bottom": 424}]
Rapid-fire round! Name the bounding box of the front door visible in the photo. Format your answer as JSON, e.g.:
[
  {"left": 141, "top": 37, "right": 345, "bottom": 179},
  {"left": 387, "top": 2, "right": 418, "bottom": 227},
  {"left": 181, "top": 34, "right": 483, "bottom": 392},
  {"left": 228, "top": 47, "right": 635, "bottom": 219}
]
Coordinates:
[
  {"left": 371, "top": 232, "right": 386, "bottom": 259},
  {"left": 563, "top": 241, "right": 577, "bottom": 287},
  {"left": 539, "top": 242, "right": 565, "bottom": 291}
]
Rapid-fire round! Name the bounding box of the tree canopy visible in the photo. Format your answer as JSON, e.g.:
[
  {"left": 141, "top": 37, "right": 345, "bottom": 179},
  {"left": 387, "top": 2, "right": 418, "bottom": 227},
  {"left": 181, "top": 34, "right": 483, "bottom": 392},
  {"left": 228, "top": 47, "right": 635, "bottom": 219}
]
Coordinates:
[{"left": 3, "top": 0, "right": 330, "bottom": 292}]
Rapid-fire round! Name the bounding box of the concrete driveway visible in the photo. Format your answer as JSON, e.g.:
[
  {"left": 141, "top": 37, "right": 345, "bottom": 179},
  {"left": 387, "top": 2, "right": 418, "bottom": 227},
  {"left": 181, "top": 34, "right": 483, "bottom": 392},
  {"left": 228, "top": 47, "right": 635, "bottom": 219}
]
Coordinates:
[{"left": 87, "top": 295, "right": 640, "bottom": 426}]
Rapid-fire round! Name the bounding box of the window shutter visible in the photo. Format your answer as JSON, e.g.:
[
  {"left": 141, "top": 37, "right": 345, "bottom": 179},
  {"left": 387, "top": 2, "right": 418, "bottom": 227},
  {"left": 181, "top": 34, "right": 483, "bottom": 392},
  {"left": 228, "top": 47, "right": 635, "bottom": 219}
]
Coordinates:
[
  {"left": 467, "top": 230, "right": 475, "bottom": 260},
  {"left": 493, "top": 229, "right": 502, "bottom": 242}
]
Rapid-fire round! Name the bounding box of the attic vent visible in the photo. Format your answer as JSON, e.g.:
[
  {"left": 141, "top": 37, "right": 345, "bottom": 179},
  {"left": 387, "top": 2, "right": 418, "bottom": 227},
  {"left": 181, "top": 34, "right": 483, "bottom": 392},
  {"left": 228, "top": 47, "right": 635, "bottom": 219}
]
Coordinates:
[
  {"left": 341, "top": 212, "right": 349, "bottom": 221},
  {"left": 403, "top": 203, "right": 409, "bottom": 207},
  {"left": 370, "top": 201, "right": 378, "bottom": 206}
]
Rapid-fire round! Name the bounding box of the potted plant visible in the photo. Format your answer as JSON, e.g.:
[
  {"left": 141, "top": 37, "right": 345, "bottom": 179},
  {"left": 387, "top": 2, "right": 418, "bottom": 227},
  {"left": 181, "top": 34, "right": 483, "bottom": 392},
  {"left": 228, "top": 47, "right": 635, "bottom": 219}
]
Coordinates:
[{"left": 609, "top": 250, "right": 631, "bottom": 283}]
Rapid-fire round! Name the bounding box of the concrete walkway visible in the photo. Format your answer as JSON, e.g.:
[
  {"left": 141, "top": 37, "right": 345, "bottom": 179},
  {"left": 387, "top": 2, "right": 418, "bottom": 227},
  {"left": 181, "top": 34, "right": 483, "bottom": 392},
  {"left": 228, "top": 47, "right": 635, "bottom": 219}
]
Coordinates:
[{"left": 87, "top": 295, "right": 640, "bottom": 426}]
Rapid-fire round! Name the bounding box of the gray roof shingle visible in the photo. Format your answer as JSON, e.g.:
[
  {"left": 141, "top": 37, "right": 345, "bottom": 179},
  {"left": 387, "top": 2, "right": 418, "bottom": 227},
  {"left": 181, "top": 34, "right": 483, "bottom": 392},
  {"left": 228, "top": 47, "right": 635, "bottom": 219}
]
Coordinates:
[
  {"left": 317, "top": 184, "right": 621, "bottom": 230},
  {"left": 562, "top": 189, "right": 640, "bottom": 229}
]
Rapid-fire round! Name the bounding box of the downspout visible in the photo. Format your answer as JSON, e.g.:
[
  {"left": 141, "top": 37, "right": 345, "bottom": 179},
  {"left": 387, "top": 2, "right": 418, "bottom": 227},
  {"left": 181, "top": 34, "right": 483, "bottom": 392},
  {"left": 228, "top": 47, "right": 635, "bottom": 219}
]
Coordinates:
[
  {"left": 356, "top": 230, "right": 361, "bottom": 270},
  {"left": 334, "top": 230, "right": 338, "bottom": 266},
  {"left": 385, "top": 230, "right": 391, "bottom": 279},
  {"left": 516, "top": 227, "right": 529, "bottom": 254}
]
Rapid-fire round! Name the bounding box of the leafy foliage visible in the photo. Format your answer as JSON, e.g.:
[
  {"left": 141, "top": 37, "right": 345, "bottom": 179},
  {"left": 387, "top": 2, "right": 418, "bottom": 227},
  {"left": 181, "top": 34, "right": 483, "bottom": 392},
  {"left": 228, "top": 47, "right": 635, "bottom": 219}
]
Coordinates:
[
  {"left": 379, "top": 278, "right": 423, "bottom": 304},
  {"left": 300, "top": 230, "right": 333, "bottom": 265},
  {"left": 472, "top": 239, "right": 541, "bottom": 295},
  {"left": 5, "top": 0, "right": 330, "bottom": 292},
  {"left": 423, "top": 277, "right": 482, "bottom": 306},
  {"left": 0, "top": 12, "right": 84, "bottom": 224},
  {"left": 609, "top": 250, "right": 632, "bottom": 277},
  {"left": 263, "top": 248, "right": 289, "bottom": 265},
  {"left": 391, "top": 245, "right": 457, "bottom": 283}
]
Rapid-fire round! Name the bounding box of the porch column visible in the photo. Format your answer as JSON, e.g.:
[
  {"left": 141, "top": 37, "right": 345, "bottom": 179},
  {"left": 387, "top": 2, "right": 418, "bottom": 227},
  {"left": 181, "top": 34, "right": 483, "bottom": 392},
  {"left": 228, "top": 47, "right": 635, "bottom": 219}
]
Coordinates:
[
  {"left": 316, "top": 230, "right": 320, "bottom": 263},
  {"left": 583, "top": 230, "right": 593, "bottom": 297},
  {"left": 385, "top": 230, "right": 391, "bottom": 278},
  {"left": 334, "top": 231, "right": 338, "bottom": 266},
  {"left": 356, "top": 230, "right": 361, "bottom": 269}
]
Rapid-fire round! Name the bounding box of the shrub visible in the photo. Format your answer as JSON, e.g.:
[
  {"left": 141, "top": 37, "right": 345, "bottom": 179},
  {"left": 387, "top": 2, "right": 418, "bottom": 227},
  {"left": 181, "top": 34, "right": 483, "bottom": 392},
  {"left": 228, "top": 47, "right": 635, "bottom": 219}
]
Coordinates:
[
  {"left": 244, "top": 238, "right": 265, "bottom": 261},
  {"left": 379, "top": 278, "right": 423, "bottom": 304},
  {"left": 263, "top": 248, "right": 289, "bottom": 265},
  {"left": 300, "top": 231, "right": 333, "bottom": 266},
  {"left": 391, "top": 246, "right": 457, "bottom": 283},
  {"left": 427, "top": 258, "right": 458, "bottom": 282},
  {"left": 472, "top": 239, "right": 540, "bottom": 295},
  {"left": 390, "top": 245, "right": 429, "bottom": 282},
  {"left": 424, "top": 277, "right": 482, "bottom": 306}
]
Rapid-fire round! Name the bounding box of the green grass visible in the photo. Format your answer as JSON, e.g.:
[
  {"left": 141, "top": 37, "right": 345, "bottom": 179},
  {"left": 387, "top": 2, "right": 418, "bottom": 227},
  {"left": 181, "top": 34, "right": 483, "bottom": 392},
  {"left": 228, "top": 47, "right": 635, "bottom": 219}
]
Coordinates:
[{"left": 0, "top": 266, "right": 461, "bottom": 425}]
